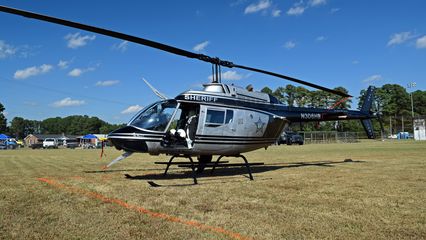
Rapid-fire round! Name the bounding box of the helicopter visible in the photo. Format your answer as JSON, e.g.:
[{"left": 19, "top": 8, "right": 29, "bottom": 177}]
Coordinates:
[{"left": 0, "top": 6, "right": 381, "bottom": 184}]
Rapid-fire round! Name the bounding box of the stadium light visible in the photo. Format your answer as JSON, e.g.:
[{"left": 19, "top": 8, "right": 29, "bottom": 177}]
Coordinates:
[{"left": 407, "top": 82, "right": 416, "bottom": 118}]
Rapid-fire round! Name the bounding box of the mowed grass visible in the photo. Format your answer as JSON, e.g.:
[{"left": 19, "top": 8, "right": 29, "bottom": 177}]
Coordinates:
[{"left": 0, "top": 141, "right": 425, "bottom": 239}]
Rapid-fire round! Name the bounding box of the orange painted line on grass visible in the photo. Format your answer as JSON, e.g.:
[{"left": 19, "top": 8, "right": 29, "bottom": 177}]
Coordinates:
[{"left": 37, "top": 177, "right": 250, "bottom": 240}]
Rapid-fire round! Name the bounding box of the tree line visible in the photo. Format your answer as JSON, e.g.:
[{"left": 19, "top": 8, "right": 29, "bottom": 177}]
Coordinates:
[
  {"left": 0, "top": 108, "right": 125, "bottom": 139},
  {"left": 262, "top": 83, "right": 425, "bottom": 133},
  {"left": 1, "top": 83, "right": 425, "bottom": 139}
]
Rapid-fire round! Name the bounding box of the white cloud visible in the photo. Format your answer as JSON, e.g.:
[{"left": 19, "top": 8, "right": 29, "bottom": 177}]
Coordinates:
[
  {"left": 3, "top": 111, "right": 8, "bottom": 117},
  {"left": 68, "top": 67, "right": 95, "bottom": 77},
  {"left": 193, "top": 41, "right": 210, "bottom": 52},
  {"left": 309, "top": 0, "right": 327, "bottom": 7},
  {"left": 0, "top": 40, "right": 17, "bottom": 59},
  {"left": 387, "top": 31, "right": 415, "bottom": 46},
  {"left": 244, "top": 0, "right": 271, "bottom": 14},
  {"left": 68, "top": 68, "right": 83, "bottom": 77},
  {"left": 113, "top": 41, "right": 129, "bottom": 52},
  {"left": 330, "top": 8, "right": 340, "bottom": 14},
  {"left": 352, "top": 60, "right": 359, "bottom": 65},
  {"left": 363, "top": 74, "right": 382, "bottom": 83},
  {"left": 272, "top": 9, "right": 281, "bottom": 17},
  {"left": 284, "top": 41, "right": 296, "bottom": 49},
  {"left": 96, "top": 80, "right": 120, "bottom": 87},
  {"left": 57, "top": 60, "right": 70, "bottom": 69},
  {"left": 316, "top": 36, "right": 326, "bottom": 41},
  {"left": 208, "top": 70, "right": 244, "bottom": 81},
  {"left": 121, "top": 105, "right": 143, "bottom": 114},
  {"left": 287, "top": 6, "right": 305, "bottom": 16},
  {"left": 65, "top": 32, "right": 96, "bottom": 49},
  {"left": 14, "top": 64, "right": 53, "bottom": 79},
  {"left": 52, "top": 97, "right": 85, "bottom": 107},
  {"left": 416, "top": 35, "right": 426, "bottom": 49}
]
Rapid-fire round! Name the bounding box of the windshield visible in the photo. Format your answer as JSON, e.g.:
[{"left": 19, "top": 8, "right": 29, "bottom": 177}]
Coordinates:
[{"left": 129, "top": 100, "right": 178, "bottom": 132}]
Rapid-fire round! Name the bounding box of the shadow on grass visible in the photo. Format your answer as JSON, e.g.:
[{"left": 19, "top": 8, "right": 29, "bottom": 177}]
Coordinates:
[{"left": 122, "top": 159, "right": 365, "bottom": 182}]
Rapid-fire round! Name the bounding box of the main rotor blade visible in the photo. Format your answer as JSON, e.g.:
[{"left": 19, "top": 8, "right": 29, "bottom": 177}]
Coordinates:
[
  {"left": 234, "top": 64, "right": 352, "bottom": 97},
  {"left": 0, "top": 5, "right": 351, "bottom": 97},
  {"left": 0, "top": 5, "right": 198, "bottom": 59}
]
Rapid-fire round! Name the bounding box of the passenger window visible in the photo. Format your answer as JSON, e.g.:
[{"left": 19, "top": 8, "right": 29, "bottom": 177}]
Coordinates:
[
  {"left": 225, "top": 110, "right": 233, "bottom": 124},
  {"left": 206, "top": 109, "right": 225, "bottom": 126}
]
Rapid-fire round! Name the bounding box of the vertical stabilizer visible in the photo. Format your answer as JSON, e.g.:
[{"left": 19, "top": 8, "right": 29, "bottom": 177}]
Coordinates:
[
  {"left": 360, "top": 86, "right": 376, "bottom": 139},
  {"left": 361, "top": 86, "right": 374, "bottom": 113}
]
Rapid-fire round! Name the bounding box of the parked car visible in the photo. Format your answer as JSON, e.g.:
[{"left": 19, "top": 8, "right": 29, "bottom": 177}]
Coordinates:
[
  {"left": 0, "top": 141, "right": 6, "bottom": 150},
  {"left": 5, "top": 139, "right": 18, "bottom": 149},
  {"left": 43, "top": 138, "right": 58, "bottom": 149},
  {"left": 65, "top": 139, "right": 79, "bottom": 149},
  {"left": 278, "top": 131, "right": 304, "bottom": 145}
]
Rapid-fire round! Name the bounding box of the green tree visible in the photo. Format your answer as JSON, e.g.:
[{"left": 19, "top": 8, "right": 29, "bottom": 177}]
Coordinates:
[
  {"left": 10, "top": 117, "right": 25, "bottom": 139},
  {"left": 41, "top": 117, "right": 64, "bottom": 134},
  {"left": 284, "top": 84, "right": 296, "bottom": 107},
  {"left": 412, "top": 90, "right": 426, "bottom": 116},
  {"left": 0, "top": 103, "right": 7, "bottom": 133},
  {"left": 260, "top": 87, "right": 273, "bottom": 95},
  {"left": 273, "top": 87, "right": 286, "bottom": 103},
  {"left": 294, "top": 86, "right": 309, "bottom": 107},
  {"left": 329, "top": 87, "right": 351, "bottom": 109}
]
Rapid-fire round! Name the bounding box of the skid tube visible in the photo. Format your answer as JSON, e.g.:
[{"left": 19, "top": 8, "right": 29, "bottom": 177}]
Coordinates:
[
  {"left": 164, "top": 155, "right": 197, "bottom": 184},
  {"left": 211, "top": 155, "right": 254, "bottom": 181}
]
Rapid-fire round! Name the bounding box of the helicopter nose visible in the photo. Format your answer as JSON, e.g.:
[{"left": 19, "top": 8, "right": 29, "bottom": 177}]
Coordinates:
[{"left": 107, "top": 126, "right": 149, "bottom": 152}]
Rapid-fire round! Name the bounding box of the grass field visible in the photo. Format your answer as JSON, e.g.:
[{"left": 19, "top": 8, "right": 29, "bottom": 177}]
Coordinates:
[{"left": 0, "top": 140, "right": 425, "bottom": 239}]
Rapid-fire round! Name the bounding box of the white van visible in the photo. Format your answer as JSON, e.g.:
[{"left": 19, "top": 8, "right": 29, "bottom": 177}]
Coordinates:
[{"left": 43, "top": 138, "right": 58, "bottom": 149}]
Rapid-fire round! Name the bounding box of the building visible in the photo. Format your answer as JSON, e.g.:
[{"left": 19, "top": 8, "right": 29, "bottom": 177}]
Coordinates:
[{"left": 24, "top": 134, "right": 79, "bottom": 146}]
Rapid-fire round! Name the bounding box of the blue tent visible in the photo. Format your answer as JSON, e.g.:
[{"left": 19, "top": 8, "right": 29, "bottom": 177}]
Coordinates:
[
  {"left": 0, "top": 134, "right": 10, "bottom": 140},
  {"left": 82, "top": 134, "right": 98, "bottom": 139}
]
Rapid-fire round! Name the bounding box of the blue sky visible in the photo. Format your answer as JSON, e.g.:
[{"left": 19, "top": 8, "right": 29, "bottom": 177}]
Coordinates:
[{"left": 1, "top": 0, "right": 425, "bottom": 124}]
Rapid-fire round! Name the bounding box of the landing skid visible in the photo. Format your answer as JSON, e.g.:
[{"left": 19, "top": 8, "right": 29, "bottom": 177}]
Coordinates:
[
  {"left": 151, "top": 154, "right": 258, "bottom": 186},
  {"left": 211, "top": 155, "right": 254, "bottom": 180},
  {"left": 164, "top": 155, "right": 198, "bottom": 185}
]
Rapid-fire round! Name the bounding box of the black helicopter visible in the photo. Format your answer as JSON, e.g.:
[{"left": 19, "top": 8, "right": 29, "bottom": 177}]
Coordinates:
[{"left": 0, "top": 6, "right": 380, "bottom": 184}]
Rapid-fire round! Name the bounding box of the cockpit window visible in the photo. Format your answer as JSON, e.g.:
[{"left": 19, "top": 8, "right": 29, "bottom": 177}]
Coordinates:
[{"left": 129, "top": 100, "right": 178, "bottom": 131}]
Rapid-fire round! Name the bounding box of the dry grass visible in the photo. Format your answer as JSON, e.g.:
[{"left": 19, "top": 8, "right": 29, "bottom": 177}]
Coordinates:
[{"left": 0, "top": 140, "right": 425, "bottom": 239}]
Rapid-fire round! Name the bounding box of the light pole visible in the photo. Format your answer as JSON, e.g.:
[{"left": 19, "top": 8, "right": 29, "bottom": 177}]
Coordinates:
[
  {"left": 407, "top": 82, "right": 416, "bottom": 118},
  {"left": 407, "top": 82, "right": 416, "bottom": 138}
]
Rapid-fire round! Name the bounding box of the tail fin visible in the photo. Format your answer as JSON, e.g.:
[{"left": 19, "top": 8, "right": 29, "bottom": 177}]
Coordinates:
[
  {"left": 360, "top": 86, "right": 375, "bottom": 113},
  {"left": 360, "top": 86, "right": 375, "bottom": 139}
]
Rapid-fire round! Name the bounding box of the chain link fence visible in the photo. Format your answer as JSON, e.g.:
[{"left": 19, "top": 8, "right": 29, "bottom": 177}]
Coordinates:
[{"left": 300, "top": 131, "right": 360, "bottom": 144}]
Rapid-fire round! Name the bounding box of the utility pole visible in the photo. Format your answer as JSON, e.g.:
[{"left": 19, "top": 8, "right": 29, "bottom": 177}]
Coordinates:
[
  {"left": 407, "top": 82, "right": 416, "bottom": 134},
  {"left": 407, "top": 82, "right": 416, "bottom": 118}
]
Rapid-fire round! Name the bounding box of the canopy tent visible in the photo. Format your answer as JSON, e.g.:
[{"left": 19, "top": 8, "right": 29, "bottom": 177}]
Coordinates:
[
  {"left": 0, "top": 134, "right": 10, "bottom": 140},
  {"left": 81, "top": 134, "right": 98, "bottom": 139},
  {"left": 80, "top": 134, "right": 99, "bottom": 149}
]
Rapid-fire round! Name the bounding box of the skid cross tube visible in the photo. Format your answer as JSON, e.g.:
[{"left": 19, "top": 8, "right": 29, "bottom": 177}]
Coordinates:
[
  {"left": 211, "top": 155, "right": 254, "bottom": 180},
  {"left": 164, "top": 155, "right": 197, "bottom": 184}
]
